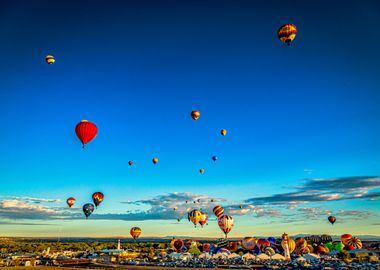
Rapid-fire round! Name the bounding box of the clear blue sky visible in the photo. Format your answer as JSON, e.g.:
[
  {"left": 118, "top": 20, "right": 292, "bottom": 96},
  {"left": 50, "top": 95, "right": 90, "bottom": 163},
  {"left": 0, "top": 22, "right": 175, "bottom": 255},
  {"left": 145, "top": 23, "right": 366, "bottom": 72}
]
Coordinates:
[{"left": 0, "top": 0, "right": 379, "bottom": 237}]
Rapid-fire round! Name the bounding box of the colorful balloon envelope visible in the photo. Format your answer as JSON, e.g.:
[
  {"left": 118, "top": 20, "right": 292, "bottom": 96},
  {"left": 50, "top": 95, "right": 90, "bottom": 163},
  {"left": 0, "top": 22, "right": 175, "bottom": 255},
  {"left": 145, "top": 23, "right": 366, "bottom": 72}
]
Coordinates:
[
  {"left": 220, "top": 129, "right": 227, "bottom": 136},
  {"left": 130, "top": 227, "right": 142, "bottom": 240},
  {"left": 346, "top": 237, "right": 362, "bottom": 249},
  {"left": 66, "top": 197, "right": 76, "bottom": 208},
  {"left": 172, "top": 239, "right": 184, "bottom": 251},
  {"left": 241, "top": 237, "right": 257, "bottom": 250},
  {"left": 341, "top": 234, "right": 353, "bottom": 245},
  {"left": 128, "top": 160, "right": 133, "bottom": 166},
  {"left": 75, "top": 120, "right": 98, "bottom": 147},
  {"left": 257, "top": 239, "right": 271, "bottom": 251},
  {"left": 45, "top": 55, "right": 55, "bottom": 64},
  {"left": 213, "top": 205, "right": 224, "bottom": 218},
  {"left": 328, "top": 215, "right": 336, "bottom": 225},
  {"left": 218, "top": 215, "right": 234, "bottom": 238},
  {"left": 277, "top": 24, "right": 297, "bottom": 46},
  {"left": 281, "top": 237, "right": 296, "bottom": 254},
  {"left": 199, "top": 211, "right": 208, "bottom": 227},
  {"left": 83, "top": 203, "right": 95, "bottom": 219},
  {"left": 152, "top": 158, "right": 159, "bottom": 164},
  {"left": 188, "top": 209, "right": 202, "bottom": 226},
  {"left": 92, "top": 192, "right": 104, "bottom": 208},
  {"left": 190, "top": 110, "right": 200, "bottom": 121}
]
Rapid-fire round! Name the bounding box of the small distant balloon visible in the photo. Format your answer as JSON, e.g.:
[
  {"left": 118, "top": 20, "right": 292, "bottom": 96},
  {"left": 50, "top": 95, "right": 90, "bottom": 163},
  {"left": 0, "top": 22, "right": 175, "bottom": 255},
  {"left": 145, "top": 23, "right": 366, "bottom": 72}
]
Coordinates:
[
  {"left": 328, "top": 216, "right": 336, "bottom": 225},
  {"left": 191, "top": 110, "right": 200, "bottom": 121},
  {"left": 45, "top": 55, "right": 55, "bottom": 64},
  {"left": 212, "top": 156, "right": 218, "bottom": 161},
  {"left": 277, "top": 24, "right": 297, "bottom": 46},
  {"left": 92, "top": 192, "right": 104, "bottom": 208},
  {"left": 220, "top": 129, "right": 227, "bottom": 136},
  {"left": 199, "top": 168, "right": 205, "bottom": 174},
  {"left": 152, "top": 158, "right": 159, "bottom": 164},
  {"left": 66, "top": 197, "right": 76, "bottom": 208},
  {"left": 128, "top": 161, "right": 133, "bottom": 166}
]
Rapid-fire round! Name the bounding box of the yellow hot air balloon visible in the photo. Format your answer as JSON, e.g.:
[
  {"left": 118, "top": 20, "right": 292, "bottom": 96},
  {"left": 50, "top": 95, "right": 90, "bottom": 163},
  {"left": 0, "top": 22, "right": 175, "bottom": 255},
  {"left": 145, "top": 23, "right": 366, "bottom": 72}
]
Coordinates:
[
  {"left": 191, "top": 110, "right": 200, "bottom": 121},
  {"left": 282, "top": 237, "right": 296, "bottom": 253},
  {"left": 188, "top": 209, "right": 202, "bottom": 226},
  {"left": 220, "top": 129, "right": 227, "bottom": 136},
  {"left": 277, "top": 24, "right": 297, "bottom": 46},
  {"left": 152, "top": 157, "right": 159, "bottom": 164},
  {"left": 45, "top": 55, "right": 55, "bottom": 64}
]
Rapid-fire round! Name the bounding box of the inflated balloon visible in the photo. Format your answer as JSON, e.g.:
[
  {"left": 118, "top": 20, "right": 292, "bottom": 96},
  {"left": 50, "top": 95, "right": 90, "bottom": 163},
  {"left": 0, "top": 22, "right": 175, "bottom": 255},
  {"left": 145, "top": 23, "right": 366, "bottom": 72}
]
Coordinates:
[
  {"left": 152, "top": 158, "right": 159, "bottom": 164},
  {"left": 128, "top": 161, "right": 133, "bottom": 166},
  {"left": 277, "top": 24, "right": 297, "bottom": 46},
  {"left": 199, "top": 168, "right": 205, "bottom": 174},
  {"left": 321, "top": 234, "right": 332, "bottom": 243},
  {"left": 333, "top": 241, "right": 344, "bottom": 251},
  {"left": 190, "top": 110, "right": 200, "bottom": 121},
  {"left": 212, "top": 156, "right": 218, "bottom": 161},
  {"left": 203, "top": 243, "right": 211, "bottom": 253},
  {"left": 75, "top": 120, "right": 98, "bottom": 147},
  {"left": 341, "top": 234, "right": 352, "bottom": 245},
  {"left": 130, "top": 227, "right": 141, "bottom": 240},
  {"left": 199, "top": 211, "right": 208, "bottom": 227},
  {"left": 92, "top": 192, "right": 104, "bottom": 208},
  {"left": 226, "top": 241, "right": 238, "bottom": 252},
  {"left": 45, "top": 55, "right": 55, "bottom": 64},
  {"left": 188, "top": 209, "right": 202, "bottom": 226},
  {"left": 172, "top": 239, "right": 184, "bottom": 251},
  {"left": 267, "top": 237, "right": 276, "bottom": 244},
  {"left": 346, "top": 237, "right": 362, "bottom": 249},
  {"left": 295, "top": 238, "right": 307, "bottom": 249},
  {"left": 218, "top": 215, "right": 234, "bottom": 238},
  {"left": 264, "top": 246, "right": 275, "bottom": 256},
  {"left": 257, "top": 239, "right": 271, "bottom": 251},
  {"left": 216, "top": 238, "right": 229, "bottom": 248},
  {"left": 282, "top": 237, "right": 295, "bottom": 254},
  {"left": 242, "top": 237, "right": 257, "bottom": 250},
  {"left": 220, "top": 129, "right": 227, "bottom": 136},
  {"left": 324, "top": 242, "right": 334, "bottom": 251},
  {"left": 213, "top": 205, "right": 224, "bottom": 218},
  {"left": 328, "top": 215, "right": 336, "bottom": 225},
  {"left": 315, "top": 245, "right": 329, "bottom": 254},
  {"left": 83, "top": 203, "right": 95, "bottom": 219},
  {"left": 66, "top": 197, "right": 76, "bottom": 208}
]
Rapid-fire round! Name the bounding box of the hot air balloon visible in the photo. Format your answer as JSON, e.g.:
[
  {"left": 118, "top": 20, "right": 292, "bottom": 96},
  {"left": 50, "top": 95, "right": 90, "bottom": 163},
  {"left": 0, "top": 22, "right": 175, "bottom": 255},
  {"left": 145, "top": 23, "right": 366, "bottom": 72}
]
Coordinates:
[
  {"left": 277, "top": 24, "right": 297, "bottom": 46},
  {"left": 199, "top": 168, "right": 205, "bottom": 174},
  {"left": 152, "top": 158, "right": 159, "bottom": 164},
  {"left": 211, "top": 199, "right": 214, "bottom": 202},
  {"left": 188, "top": 209, "right": 202, "bottom": 226},
  {"left": 83, "top": 203, "right": 95, "bottom": 219},
  {"left": 328, "top": 216, "right": 336, "bottom": 225},
  {"left": 226, "top": 241, "right": 238, "bottom": 252},
  {"left": 171, "top": 239, "right": 184, "bottom": 252},
  {"left": 281, "top": 237, "right": 296, "bottom": 254},
  {"left": 66, "top": 197, "right": 76, "bottom": 208},
  {"left": 257, "top": 239, "right": 271, "bottom": 251},
  {"left": 45, "top": 55, "right": 55, "bottom": 64},
  {"left": 190, "top": 110, "right": 200, "bottom": 121},
  {"left": 128, "top": 161, "right": 133, "bottom": 166},
  {"left": 239, "top": 205, "right": 243, "bottom": 209},
  {"left": 75, "top": 120, "right": 98, "bottom": 148},
  {"left": 213, "top": 205, "right": 224, "bottom": 218},
  {"left": 346, "top": 237, "right": 362, "bottom": 249},
  {"left": 220, "top": 129, "right": 227, "bottom": 136},
  {"left": 341, "top": 234, "right": 352, "bottom": 245},
  {"left": 199, "top": 212, "right": 208, "bottom": 227},
  {"left": 177, "top": 218, "right": 181, "bottom": 222},
  {"left": 212, "top": 156, "right": 218, "bottom": 161},
  {"left": 92, "top": 192, "right": 104, "bottom": 208},
  {"left": 130, "top": 227, "right": 141, "bottom": 240},
  {"left": 218, "top": 215, "right": 234, "bottom": 238},
  {"left": 242, "top": 237, "right": 257, "bottom": 250},
  {"left": 197, "top": 199, "right": 201, "bottom": 203}
]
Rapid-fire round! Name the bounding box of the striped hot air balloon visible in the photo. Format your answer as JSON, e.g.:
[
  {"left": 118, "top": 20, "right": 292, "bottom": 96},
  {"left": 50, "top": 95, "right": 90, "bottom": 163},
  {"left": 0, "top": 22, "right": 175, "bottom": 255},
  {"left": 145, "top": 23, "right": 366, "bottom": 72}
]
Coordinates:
[
  {"left": 241, "top": 237, "right": 257, "bottom": 250},
  {"left": 45, "top": 55, "right": 55, "bottom": 64},
  {"left": 218, "top": 215, "right": 234, "bottom": 238},
  {"left": 213, "top": 205, "right": 224, "bottom": 218},
  {"left": 75, "top": 120, "right": 98, "bottom": 148},
  {"left": 188, "top": 209, "right": 202, "bottom": 226},
  {"left": 346, "top": 237, "right": 362, "bottom": 249},
  {"left": 130, "top": 227, "right": 142, "bottom": 240},
  {"left": 277, "top": 24, "right": 297, "bottom": 46},
  {"left": 341, "top": 234, "right": 353, "bottom": 245}
]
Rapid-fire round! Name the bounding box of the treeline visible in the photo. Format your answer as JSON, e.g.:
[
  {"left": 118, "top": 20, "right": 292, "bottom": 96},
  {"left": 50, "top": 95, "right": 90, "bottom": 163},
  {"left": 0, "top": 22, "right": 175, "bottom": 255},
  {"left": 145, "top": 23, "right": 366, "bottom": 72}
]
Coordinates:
[{"left": 0, "top": 241, "right": 169, "bottom": 254}]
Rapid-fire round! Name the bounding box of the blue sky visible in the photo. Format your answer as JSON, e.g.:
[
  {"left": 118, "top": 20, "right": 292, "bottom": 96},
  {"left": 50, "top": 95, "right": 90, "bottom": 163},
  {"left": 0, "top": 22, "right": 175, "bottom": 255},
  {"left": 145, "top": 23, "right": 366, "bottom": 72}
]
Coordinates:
[{"left": 0, "top": 0, "right": 379, "bottom": 237}]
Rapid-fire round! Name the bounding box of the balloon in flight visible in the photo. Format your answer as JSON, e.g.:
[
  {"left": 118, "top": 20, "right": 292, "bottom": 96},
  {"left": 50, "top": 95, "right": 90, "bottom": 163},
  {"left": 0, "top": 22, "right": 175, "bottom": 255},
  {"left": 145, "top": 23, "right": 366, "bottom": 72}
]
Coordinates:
[
  {"left": 128, "top": 161, "right": 133, "bottom": 166},
  {"left": 199, "top": 212, "right": 208, "bottom": 227},
  {"left": 218, "top": 215, "right": 234, "bottom": 238},
  {"left": 188, "top": 209, "right": 202, "bottom": 226},
  {"left": 83, "top": 203, "right": 95, "bottom": 219},
  {"left": 66, "top": 197, "right": 76, "bottom": 208},
  {"left": 328, "top": 216, "right": 336, "bottom": 225},
  {"left": 130, "top": 227, "right": 142, "bottom": 240},
  {"left": 45, "top": 55, "right": 55, "bottom": 64},
  {"left": 190, "top": 110, "right": 200, "bottom": 121},
  {"left": 92, "top": 192, "right": 104, "bottom": 208},
  {"left": 75, "top": 120, "right": 98, "bottom": 147},
  {"left": 152, "top": 158, "right": 159, "bottom": 164},
  {"left": 277, "top": 24, "right": 297, "bottom": 46},
  {"left": 213, "top": 205, "right": 224, "bottom": 218},
  {"left": 212, "top": 156, "right": 218, "bottom": 161},
  {"left": 220, "top": 129, "right": 227, "bottom": 136},
  {"left": 199, "top": 168, "right": 205, "bottom": 174}
]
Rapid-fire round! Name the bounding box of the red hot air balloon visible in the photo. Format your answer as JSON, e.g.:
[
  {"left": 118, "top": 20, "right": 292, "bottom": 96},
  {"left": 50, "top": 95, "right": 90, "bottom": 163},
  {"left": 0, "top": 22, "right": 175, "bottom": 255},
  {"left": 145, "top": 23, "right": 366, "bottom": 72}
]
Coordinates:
[
  {"left": 92, "top": 192, "right": 104, "bottom": 208},
  {"left": 66, "top": 197, "right": 76, "bottom": 208},
  {"left": 173, "top": 239, "right": 184, "bottom": 251},
  {"left": 199, "top": 212, "right": 208, "bottom": 227},
  {"left": 75, "top": 120, "right": 98, "bottom": 148},
  {"left": 218, "top": 215, "right": 234, "bottom": 238},
  {"left": 130, "top": 227, "right": 142, "bottom": 240}
]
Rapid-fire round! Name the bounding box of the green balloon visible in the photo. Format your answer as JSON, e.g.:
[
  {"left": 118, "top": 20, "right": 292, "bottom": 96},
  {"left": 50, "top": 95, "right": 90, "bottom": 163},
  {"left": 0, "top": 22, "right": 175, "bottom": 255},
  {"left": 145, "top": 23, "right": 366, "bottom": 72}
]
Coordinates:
[
  {"left": 325, "top": 242, "right": 333, "bottom": 251},
  {"left": 333, "top": 242, "right": 345, "bottom": 251}
]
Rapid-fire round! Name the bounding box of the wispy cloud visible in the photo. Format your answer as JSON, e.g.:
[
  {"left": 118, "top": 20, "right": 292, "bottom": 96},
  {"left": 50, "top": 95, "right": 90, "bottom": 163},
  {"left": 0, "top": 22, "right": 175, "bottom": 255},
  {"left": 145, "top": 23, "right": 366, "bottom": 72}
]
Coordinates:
[{"left": 3, "top": 196, "right": 62, "bottom": 204}]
